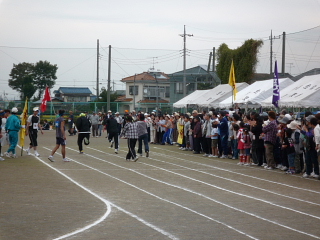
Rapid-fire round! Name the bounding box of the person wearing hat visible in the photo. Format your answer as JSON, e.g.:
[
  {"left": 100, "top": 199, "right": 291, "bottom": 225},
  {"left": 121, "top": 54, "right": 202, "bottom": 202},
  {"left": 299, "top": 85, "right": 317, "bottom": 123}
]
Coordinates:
[
  {"left": 106, "top": 114, "right": 120, "bottom": 153},
  {"left": 48, "top": 109, "right": 69, "bottom": 162},
  {"left": 277, "top": 115, "right": 292, "bottom": 171},
  {"left": 114, "top": 112, "right": 123, "bottom": 135},
  {"left": 26, "top": 107, "right": 43, "bottom": 157},
  {"left": 4, "top": 107, "right": 21, "bottom": 158},
  {"left": 75, "top": 113, "right": 92, "bottom": 154},
  {"left": 287, "top": 120, "right": 304, "bottom": 174}
]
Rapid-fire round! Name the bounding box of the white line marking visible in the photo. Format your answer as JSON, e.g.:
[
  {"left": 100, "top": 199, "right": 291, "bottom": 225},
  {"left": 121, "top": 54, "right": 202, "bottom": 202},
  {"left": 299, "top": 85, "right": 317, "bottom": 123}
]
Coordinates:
[
  {"left": 154, "top": 147, "right": 320, "bottom": 194},
  {"left": 67, "top": 147, "right": 259, "bottom": 239},
  {"left": 85, "top": 147, "right": 320, "bottom": 239},
  {"left": 42, "top": 147, "right": 178, "bottom": 240},
  {"left": 151, "top": 151, "right": 320, "bottom": 206}
]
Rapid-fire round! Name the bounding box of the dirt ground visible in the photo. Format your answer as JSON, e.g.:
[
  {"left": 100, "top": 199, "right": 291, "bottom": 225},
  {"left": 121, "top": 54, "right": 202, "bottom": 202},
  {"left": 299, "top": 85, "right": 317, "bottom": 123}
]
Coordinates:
[{"left": 1, "top": 130, "right": 320, "bottom": 240}]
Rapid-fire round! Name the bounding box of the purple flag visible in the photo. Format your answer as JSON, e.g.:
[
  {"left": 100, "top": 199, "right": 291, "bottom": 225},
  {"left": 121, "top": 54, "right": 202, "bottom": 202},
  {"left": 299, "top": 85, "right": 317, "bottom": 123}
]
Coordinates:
[{"left": 272, "top": 60, "right": 280, "bottom": 108}]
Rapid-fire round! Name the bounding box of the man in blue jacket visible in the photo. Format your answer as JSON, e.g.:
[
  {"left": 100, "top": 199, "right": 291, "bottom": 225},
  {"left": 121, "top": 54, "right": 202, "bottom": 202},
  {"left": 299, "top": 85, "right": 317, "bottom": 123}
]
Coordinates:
[
  {"left": 4, "top": 107, "right": 21, "bottom": 158},
  {"left": 218, "top": 111, "right": 229, "bottom": 158}
]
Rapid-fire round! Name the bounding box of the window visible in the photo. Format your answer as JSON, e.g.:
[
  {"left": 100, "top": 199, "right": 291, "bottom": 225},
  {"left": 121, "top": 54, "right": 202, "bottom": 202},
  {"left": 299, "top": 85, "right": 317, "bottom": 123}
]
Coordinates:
[
  {"left": 176, "top": 82, "right": 183, "bottom": 94},
  {"left": 165, "top": 87, "right": 170, "bottom": 98},
  {"left": 129, "top": 86, "right": 138, "bottom": 95}
]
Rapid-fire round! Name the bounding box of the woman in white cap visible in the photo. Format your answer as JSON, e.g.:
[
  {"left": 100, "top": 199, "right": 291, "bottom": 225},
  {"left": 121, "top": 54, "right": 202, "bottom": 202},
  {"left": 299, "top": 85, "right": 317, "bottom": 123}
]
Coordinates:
[
  {"left": 26, "top": 107, "right": 43, "bottom": 157},
  {"left": 4, "top": 107, "right": 21, "bottom": 158}
]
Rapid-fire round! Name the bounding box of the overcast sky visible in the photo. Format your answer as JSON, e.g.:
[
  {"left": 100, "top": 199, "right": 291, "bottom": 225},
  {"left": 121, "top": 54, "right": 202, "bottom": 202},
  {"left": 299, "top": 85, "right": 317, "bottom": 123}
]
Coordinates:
[{"left": 1, "top": 0, "right": 320, "bottom": 100}]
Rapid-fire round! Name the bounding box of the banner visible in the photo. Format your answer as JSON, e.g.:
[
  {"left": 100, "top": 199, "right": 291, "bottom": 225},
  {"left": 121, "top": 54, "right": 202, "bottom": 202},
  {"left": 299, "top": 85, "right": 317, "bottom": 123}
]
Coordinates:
[
  {"left": 40, "top": 86, "right": 51, "bottom": 113},
  {"left": 272, "top": 60, "right": 280, "bottom": 108},
  {"left": 20, "top": 97, "right": 28, "bottom": 150},
  {"left": 228, "top": 60, "right": 238, "bottom": 100}
]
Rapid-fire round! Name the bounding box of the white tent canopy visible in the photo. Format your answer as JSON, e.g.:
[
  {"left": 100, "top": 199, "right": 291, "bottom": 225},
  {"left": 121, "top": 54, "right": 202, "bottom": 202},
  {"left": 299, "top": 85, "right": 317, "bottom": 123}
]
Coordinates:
[
  {"left": 261, "top": 75, "right": 320, "bottom": 108},
  {"left": 173, "top": 90, "right": 210, "bottom": 108},
  {"left": 219, "top": 78, "right": 294, "bottom": 108},
  {"left": 189, "top": 82, "right": 249, "bottom": 108}
]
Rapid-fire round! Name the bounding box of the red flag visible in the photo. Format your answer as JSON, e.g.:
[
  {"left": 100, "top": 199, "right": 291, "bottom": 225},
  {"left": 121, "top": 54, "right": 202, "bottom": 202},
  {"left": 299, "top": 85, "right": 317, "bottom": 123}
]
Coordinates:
[{"left": 40, "top": 86, "right": 51, "bottom": 112}]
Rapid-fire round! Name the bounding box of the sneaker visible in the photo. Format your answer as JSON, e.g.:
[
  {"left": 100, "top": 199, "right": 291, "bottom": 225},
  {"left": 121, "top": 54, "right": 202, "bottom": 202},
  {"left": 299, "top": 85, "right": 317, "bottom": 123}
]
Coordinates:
[
  {"left": 237, "top": 162, "right": 244, "bottom": 165},
  {"left": 244, "top": 163, "right": 251, "bottom": 166},
  {"left": 63, "top": 158, "right": 70, "bottom": 162},
  {"left": 262, "top": 163, "right": 267, "bottom": 167},
  {"left": 0, "top": 157, "right": 4, "bottom": 161},
  {"left": 266, "top": 167, "right": 274, "bottom": 170},
  {"left": 146, "top": 151, "right": 149, "bottom": 157},
  {"left": 303, "top": 173, "right": 310, "bottom": 178},
  {"left": 281, "top": 166, "right": 288, "bottom": 171},
  {"left": 4, "top": 152, "right": 11, "bottom": 158},
  {"left": 276, "top": 164, "right": 282, "bottom": 169},
  {"left": 115, "top": 149, "right": 118, "bottom": 154},
  {"left": 182, "top": 148, "right": 187, "bottom": 151},
  {"left": 79, "top": 151, "right": 84, "bottom": 154},
  {"left": 213, "top": 155, "right": 219, "bottom": 158},
  {"left": 26, "top": 148, "right": 31, "bottom": 155},
  {"left": 232, "top": 157, "right": 236, "bottom": 160},
  {"left": 133, "top": 156, "right": 139, "bottom": 162},
  {"left": 220, "top": 155, "right": 227, "bottom": 159},
  {"left": 203, "top": 154, "right": 209, "bottom": 157},
  {"left": 35, "top": 152, "right": 40, "bottom": 157},
  {"left": 126, "top": 159, "right": 130, "bottom": 161},
  {"left": 313, "top": 174, "right": 319, "bottom": 178},
  {"left": 48, "top": 156, "right": 55, "bottom": 162},
  {"left": 179, "top": 147, "right": 183, "bottom": 150},
  {"left": 96, "top": 136, "right": 98, "bottom": 138},
  {"left": 208, "top": 154, "right": 213, "bottom": 157},
  {"left": 286, "top": 169, "right": 296, "bottom": 174},
  {"left": 11, "top": 154, "right": 17, "bottom": 158},
  {"left": 251, "top": 163, "right": 258, "bottom": 166}
]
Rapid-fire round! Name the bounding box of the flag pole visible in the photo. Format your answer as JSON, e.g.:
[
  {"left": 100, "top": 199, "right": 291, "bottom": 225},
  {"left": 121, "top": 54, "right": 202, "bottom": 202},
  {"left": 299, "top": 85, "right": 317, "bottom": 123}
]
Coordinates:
[{"left": 231, "top": 88, "right": 234, "bottom": 106}]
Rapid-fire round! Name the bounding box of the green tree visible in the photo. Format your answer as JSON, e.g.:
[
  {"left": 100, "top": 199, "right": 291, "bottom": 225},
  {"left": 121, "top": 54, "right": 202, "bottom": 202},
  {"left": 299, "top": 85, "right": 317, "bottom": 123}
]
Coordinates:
[
  {"left": 98, "top": 87, "right": 119, "bottom": 102},
  {"left": 216, "top": 39, "right": 263, "bottom": 84},
  {"left": 33, "top": 60, "right": 58, "bottom": 100},
  {"left": 8, "top": 61, "right": 58, "bottom": 100},
  {"left": 8, "top": 62, "right": 36, "bottom": 100}
]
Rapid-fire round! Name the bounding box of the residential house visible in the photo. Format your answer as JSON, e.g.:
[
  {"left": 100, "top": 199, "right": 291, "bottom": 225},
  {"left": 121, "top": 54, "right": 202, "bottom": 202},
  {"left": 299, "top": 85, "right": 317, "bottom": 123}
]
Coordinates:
[
  {"left": 53, "top": 87, "right": 93, "bottom": 102},
  {"left": 117, "top": 70, "right": 170, "bottom": 113},
  {"left": 168, "top": 65, "right": 221, "bottom": 103}
]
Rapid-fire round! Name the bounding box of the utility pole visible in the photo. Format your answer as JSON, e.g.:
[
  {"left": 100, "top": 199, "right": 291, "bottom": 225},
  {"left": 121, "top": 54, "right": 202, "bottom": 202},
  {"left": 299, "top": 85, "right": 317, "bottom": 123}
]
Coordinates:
[
  {"left": 269, "top": 30, "right": 280, "bottom": 74},
  {"left": 281, "top": 32, "right": 286, "bottom": 75},
  {"left": 112, "top": 80, "right": 115, "bottom": 92},
  {"left": 107, "top": 45, "right": 111, "bottom": 111},
  {"left": 206, "top": 52, "right": 212, "bottom": 82},
  {"left": 212, "top": 47, "right": 215, "bottom": 72},
  {"left": 96, "top": 39, "right": 99, "bottom": 99},
  {"left": 179, "top": 25, "right": 193, "bottom": 98},
  {"left": 133, "top": 74, "right": 136, "bottom": 111}
]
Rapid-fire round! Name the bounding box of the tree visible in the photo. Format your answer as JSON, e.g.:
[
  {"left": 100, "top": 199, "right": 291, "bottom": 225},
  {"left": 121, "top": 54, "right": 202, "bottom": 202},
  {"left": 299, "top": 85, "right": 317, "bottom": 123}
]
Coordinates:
[
  {"left": 8, "top": 61, "right": 58, "bottom": 100},
  {"left": 98, "top": 87, "right": 119, "bottom": 102},
  {"left": 216, "top": 39, "right": 263, "bottom": 84},
  {"left": 33, "top": 61, "right": 58, "bottom": 100},
  {"left": 8, "top": 62, "right": 36, "bottom": 100}
]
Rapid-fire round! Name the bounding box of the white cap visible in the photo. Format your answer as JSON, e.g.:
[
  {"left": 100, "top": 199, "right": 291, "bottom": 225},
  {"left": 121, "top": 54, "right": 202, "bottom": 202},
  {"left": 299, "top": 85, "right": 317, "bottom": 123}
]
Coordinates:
[
  {"left": 33, "top": 107, "right": 39, "bottom": 112},
  {"left": 115, "top": 112, "right": 119, "bottom": 114},
  {"left": 108, "top": 110, "right": 112, "bottom": 113},
  {"left": 11, "top": 107, "right": 18, "bottom": 113}
]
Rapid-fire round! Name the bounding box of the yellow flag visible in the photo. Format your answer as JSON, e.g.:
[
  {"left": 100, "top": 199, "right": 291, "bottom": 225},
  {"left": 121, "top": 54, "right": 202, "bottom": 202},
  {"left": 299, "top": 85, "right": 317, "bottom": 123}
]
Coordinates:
[
  {"left": 20, "top": 97, "right": 28, "bottom": 148},
  {"left": 228, "top": 60, "right": 238, "bottom": 100}
]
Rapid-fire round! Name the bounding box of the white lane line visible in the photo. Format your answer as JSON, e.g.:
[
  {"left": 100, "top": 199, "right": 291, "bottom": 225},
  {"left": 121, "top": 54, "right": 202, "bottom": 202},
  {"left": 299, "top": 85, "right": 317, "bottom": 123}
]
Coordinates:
[
  {"left": 30, "top": 154, "right": 112, "bottom": 240},
  {"left": 85, "top": 147, "right": 320, "bottom": 239},
  {"left": 61, "top": 147, "right": 258, "bottom": 240},
  {"left": 154, "top": 147, "right": 320, "bottom": 194},
  {"left": 41, "top": 148, "right": 177, "bottom": 240},
  {"left": 151, "top": 151, "right": 320, "bottom": 207}
]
